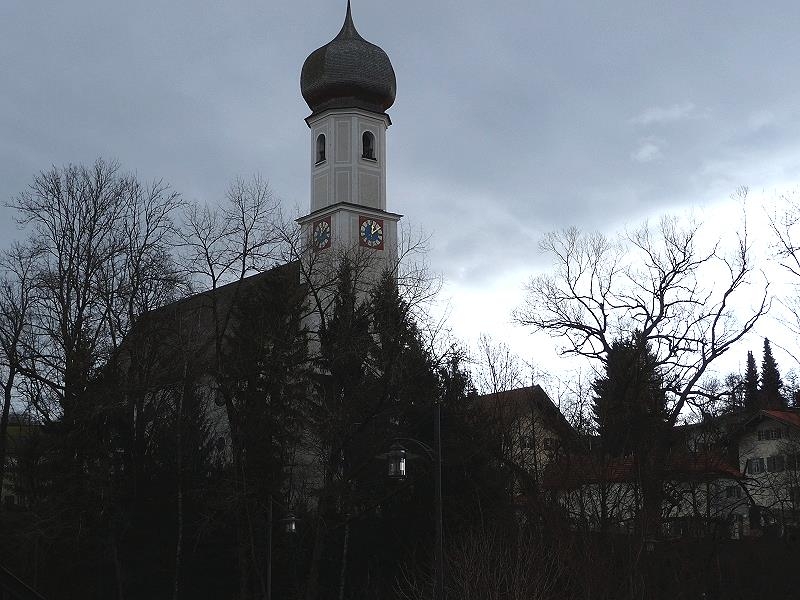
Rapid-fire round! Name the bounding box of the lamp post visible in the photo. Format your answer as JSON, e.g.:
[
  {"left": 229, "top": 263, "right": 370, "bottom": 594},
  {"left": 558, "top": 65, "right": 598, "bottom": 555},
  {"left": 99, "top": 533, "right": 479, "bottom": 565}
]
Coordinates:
[
  {"left": 266, "top": 495, "right": 298, "bottom": 600},
  {"left": 386, "top": 398, "right": 445, "bottom": 600}
]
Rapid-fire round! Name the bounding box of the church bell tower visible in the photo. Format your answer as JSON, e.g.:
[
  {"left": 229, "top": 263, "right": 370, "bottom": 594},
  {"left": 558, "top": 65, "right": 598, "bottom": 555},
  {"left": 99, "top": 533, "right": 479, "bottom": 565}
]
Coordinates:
[{"left": 297, "top": 2, "right": 401, "bottom": 266}]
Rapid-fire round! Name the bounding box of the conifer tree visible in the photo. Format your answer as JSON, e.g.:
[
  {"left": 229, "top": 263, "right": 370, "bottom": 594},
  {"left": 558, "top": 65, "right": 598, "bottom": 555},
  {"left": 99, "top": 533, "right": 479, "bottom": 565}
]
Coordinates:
[
  {"left": 743, "top": 350, "right": 759, "bottom": 411},
  {"left": 591, "top": 332, "right": 667, "bottom": 457},
  {"left": 760, "top": 338, "right": 785, "bottom": 409}
]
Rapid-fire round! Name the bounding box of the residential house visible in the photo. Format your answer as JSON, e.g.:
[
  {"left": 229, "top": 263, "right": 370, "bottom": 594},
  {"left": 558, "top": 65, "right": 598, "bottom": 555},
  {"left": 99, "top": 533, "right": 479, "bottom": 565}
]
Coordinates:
[
  {"left": 539, "top": 407, "right": 800, "bottom": 539},
  {"left": 476, "top": 385, "right": 577, "bottom": 498}
]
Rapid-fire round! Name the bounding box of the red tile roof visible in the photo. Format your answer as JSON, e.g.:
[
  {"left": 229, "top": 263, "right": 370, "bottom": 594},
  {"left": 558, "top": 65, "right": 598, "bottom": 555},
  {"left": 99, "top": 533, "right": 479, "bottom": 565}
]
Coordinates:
[
  {"left": 542, "top": 451, "right": 742, "bottom": 490},
  {"left": 762, "top": 410, "right": 800, "bottom": 430}
]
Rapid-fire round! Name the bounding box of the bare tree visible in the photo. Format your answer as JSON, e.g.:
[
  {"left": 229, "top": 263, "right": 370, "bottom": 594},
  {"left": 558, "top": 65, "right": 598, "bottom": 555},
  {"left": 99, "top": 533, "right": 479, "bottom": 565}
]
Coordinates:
[
  {"left": 396, "top": 528, "right": 567, "bottom": 600},
  {"left": 473, "top": 334, "right": 527, "bottom": 396},
  {"left": 0, "top": 159, "right": 183, "bottom": 599},
  {"left": 515, "top": 215, "right": 768, "bottom": 541},
  {"left": 9, "top": 159, "right": 182, "bottom": 426},
  {"left": 768, "top": 189, "right": 800, "bottom": 371},
  {"left": 515, "top": 215, "right": 768, "bottom": 427},
  {"left": 179, "top": 174, "right": 281, "bottom": 294},
  {"left": 0, "top": 243, "right": 38, "bottom": 499}
]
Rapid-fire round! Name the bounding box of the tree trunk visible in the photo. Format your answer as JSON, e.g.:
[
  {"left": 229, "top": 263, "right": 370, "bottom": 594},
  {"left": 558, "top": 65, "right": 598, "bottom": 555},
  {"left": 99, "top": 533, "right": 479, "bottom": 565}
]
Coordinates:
[
  {"left": 173, "top": 374, "right": 186, "bottom": 600},
  {"left": 304, "top": 516, "right": 326, "bottom": 600},
  {"left": 305, "top": 463, "right": 335, "bottom": 600},
  {"left": 111, "top": 527, "right": 125, "bottom": 600},
  {"left": 0, "top": 379, "right": 13, "bottom": 505},
  {"left": 637, "top": 450, "right": 664, "bottom": 541},
  {"left": 338, "top": 521, "right": 350, "bottom": 600}
]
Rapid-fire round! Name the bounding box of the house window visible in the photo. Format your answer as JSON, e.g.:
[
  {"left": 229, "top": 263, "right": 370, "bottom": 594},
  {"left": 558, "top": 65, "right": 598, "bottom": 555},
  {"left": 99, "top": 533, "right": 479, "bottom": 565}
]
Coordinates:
[
  {"left": 316, "top": 134, "right": 326, "bottom": 164},
  {"left": 758, "top": 429, "right": 783, "bottom": 441},
  {"left": 767, "top": 455, "right": 785, "bottom": 472},
  {"left": 362, "top": 131, "right": 376, "bottom": 160},
  {"left": 787, "top": 453, "right": 800, "bottom": 470},
  {"left": 746, "top": 458, "right": 765, "bottom": 474},
  {"left": 726, "top": 485, "right": 743, "bottom": 499}
]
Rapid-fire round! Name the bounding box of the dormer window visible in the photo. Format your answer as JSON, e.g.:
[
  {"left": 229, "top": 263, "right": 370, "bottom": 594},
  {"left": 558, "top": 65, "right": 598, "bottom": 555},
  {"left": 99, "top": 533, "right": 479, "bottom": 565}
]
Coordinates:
[
  {"left": 362, "top": 131, "right": 375, "bottom": 160},
  {"left": 316, "top": 134, "right": 326, "bottom": 164}
]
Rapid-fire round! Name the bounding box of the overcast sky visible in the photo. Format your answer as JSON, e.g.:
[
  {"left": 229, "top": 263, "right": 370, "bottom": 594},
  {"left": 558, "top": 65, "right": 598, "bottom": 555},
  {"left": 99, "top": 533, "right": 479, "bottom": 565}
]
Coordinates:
[{"left": 3, "top": 1, "right": 800, "bottom": 383}]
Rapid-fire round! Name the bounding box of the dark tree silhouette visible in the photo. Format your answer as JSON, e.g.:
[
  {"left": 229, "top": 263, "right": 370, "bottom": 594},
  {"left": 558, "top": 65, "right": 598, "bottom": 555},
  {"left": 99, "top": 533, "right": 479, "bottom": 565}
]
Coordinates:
[
  {"left": 591, "top": 332, "right": 669, "bottom": 540},
  {"left": 744, "top": 350, "right": 760, "bottom": 411},
  {"left": 592, "top": 332, "right": 667, "bottom": 457},
  {"left": 516, "top": 218, "right": 767, "bottom": 429},
  {"left": 760, "top": 338, "right": 785, "bottom": 409}
]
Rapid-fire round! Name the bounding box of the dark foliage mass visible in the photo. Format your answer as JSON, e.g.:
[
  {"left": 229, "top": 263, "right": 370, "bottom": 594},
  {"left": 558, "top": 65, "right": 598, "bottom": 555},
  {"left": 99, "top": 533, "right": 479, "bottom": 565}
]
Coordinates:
[
  {"left": 0, "top": 162, "right": 507, "bottom": 599},
  {"left": 760, "top": 338, "right": 786, "bottom": 409},
  {"left": 592, "top": 333, "right": 667, "bottom": 458},
  {"left": 744, "top": 350, "right": 760, "bottom": 411},
  {"left": 2, "top": 162, "right": 800, "bottom": 600}
]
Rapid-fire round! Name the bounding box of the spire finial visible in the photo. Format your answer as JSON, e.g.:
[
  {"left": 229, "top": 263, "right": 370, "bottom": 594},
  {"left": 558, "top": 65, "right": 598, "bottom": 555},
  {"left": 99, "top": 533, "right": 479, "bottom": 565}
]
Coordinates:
[{"left": 337, "top": 0, "right": 361, "bottom": 39}]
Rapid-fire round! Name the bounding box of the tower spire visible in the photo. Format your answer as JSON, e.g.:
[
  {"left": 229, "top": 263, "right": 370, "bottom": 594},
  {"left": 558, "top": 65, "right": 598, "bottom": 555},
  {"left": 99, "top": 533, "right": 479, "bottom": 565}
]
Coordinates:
[{"left": 337, "top": 0, "right": 361, "bottom": 40}]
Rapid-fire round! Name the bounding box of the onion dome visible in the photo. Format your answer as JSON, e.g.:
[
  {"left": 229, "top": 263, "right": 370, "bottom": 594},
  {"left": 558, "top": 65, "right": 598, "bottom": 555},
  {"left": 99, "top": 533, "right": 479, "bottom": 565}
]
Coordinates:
[{"left": 301, "top": 2, "right": 396, "bottom": 114}]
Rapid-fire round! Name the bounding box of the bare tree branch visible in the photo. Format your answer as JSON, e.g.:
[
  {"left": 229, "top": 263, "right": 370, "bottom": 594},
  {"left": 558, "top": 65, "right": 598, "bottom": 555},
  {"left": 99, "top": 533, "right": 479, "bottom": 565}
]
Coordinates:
[{"left": 515, "top": 213, "right": 769, "bottom": 426}]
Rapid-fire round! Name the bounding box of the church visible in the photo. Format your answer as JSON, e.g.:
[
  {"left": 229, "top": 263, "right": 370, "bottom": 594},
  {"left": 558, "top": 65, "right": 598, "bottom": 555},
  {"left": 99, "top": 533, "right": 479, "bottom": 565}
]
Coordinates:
[{"left": 117, "top": 1, "right": 417, "bottom": 508}]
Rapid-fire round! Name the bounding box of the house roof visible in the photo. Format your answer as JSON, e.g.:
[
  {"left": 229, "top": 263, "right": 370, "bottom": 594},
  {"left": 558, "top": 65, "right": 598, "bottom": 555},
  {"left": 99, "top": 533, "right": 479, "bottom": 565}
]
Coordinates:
[
  {"left": 2, "top": 414, "right": 40, "bottom": 459},
  {"left": 761, "top": 409, "right": 800, "bottom": 429},
  {"left": 675, "top": 409, "right": 751, "bottom": 434},
  {"left": 474, "top": 385, "right": 578, "bottom": 443},
  {"left": 542, "top": 451, "right": 743, "bottom": 490},
  {"left": 714, "top": 408, "right": 800, "bottom": 442}
]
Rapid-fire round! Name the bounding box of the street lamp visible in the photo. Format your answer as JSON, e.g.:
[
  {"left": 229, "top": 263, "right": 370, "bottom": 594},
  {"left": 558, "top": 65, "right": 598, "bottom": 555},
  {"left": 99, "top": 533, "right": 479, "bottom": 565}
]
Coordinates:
[
  {"left": 282, "top": 512, "right": 299, "bottom": 534},
  {"left": 387, "top": 442, "right": 407, "bottom": 479},
  {"left": 385, "top": 398, "right": 445, "bottom": 600},
  {"left": 266, "top": 495, "right": 298, "bottom": 600}
]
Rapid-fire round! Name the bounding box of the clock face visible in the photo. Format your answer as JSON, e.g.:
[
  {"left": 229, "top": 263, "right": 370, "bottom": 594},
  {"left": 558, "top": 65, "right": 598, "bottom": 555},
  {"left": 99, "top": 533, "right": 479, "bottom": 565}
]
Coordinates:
[
  {"left": 359, "top": 217, "right": 384, "bottom": 250},
  {"left": 312, "top": 217, "right": 331, "bottom": 251}
]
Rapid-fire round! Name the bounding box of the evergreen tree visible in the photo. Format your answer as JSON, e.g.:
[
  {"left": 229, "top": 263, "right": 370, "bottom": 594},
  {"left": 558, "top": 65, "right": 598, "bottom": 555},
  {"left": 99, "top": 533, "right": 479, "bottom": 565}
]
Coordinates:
[
  {"left": 760, "top": 338, "right": 785, "bottom": 409},
  {"left": 227, "top": 264, "right": 310, "bottom": 499},
  {"left": 744, "top": 351, "right": 759, "bottom": 411},
  {"left": 785, "top": 370, "right": 800, "bottom": 408},
  {"left": 222, "top": 265, "right": 311, "bottom": 599},
  {"left": 592, "top": 332, "right": 667, "bottom": 457}
]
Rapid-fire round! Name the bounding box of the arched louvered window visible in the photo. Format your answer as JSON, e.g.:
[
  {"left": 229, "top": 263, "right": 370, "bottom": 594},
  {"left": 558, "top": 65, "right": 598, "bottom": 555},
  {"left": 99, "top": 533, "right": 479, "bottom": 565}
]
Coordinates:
[
  {"left": 362, "top": 131, "right": 375, "bottom": 160},
  {"left": 316, "top": 134, "right": 326, "bottom": 164}
]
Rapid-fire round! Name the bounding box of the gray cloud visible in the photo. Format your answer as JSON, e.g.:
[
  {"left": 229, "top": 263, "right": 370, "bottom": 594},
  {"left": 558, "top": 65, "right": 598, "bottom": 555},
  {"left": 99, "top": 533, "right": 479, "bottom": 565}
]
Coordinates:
[
  {"left": 630, "top": 102, "right": 698, "bottom": 126},
  {"left": 2, "top": 0, "right": 800, "bottom": 298}
]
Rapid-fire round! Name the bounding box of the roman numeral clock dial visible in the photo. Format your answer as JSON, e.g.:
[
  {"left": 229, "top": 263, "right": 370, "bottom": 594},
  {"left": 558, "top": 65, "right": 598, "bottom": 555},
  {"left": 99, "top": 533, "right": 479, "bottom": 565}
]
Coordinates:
[{"left": 359, "top": 217, "right": 384, "bottom": 250}]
